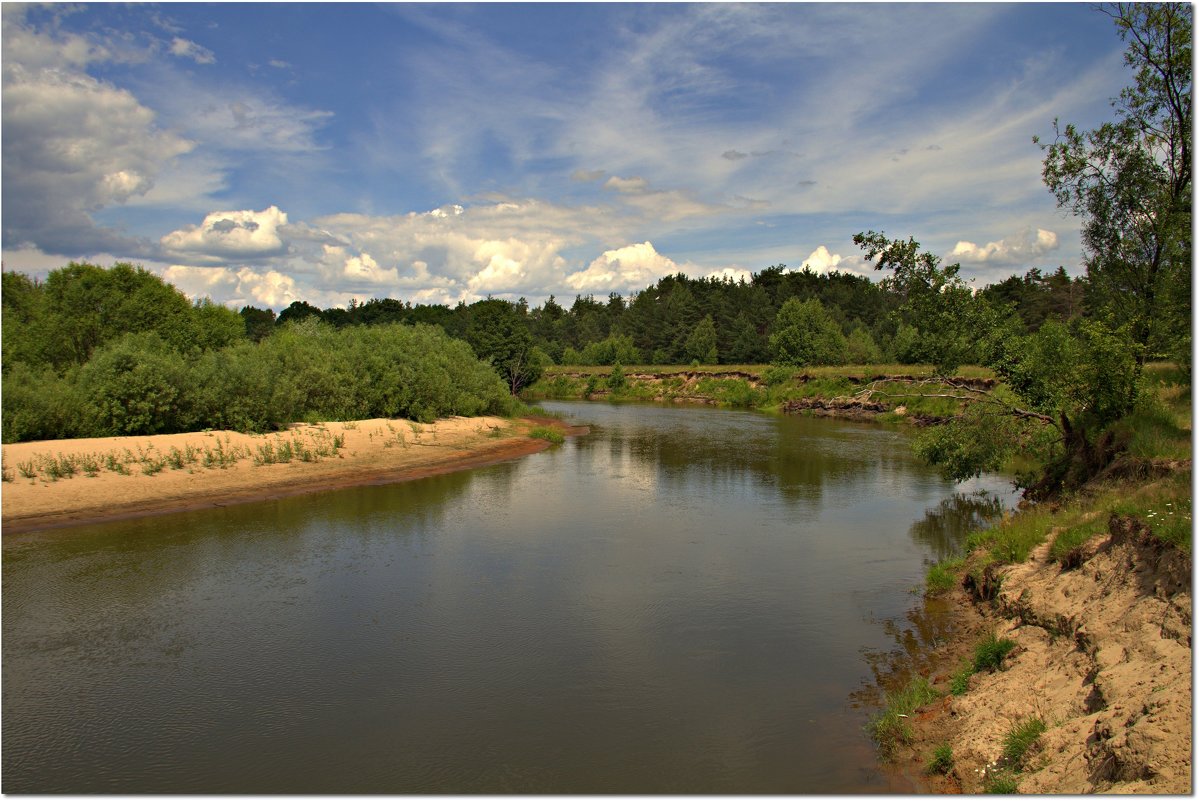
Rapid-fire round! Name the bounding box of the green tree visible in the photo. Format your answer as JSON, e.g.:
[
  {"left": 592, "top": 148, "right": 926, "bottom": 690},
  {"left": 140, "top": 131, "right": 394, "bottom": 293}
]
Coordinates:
[
  {"left": 683, "top": 316, "right": 719, "bottom": 364},
  {"left": 192, "top": 299, "right": 246, "bottom": 351},
  {"left": 913, "top": 318, "right": 1141, "bottom": 496},
  {"left": 1035, "top": 3, "right": 1192, "bottom": 368},
  {"left": 726, "top": 312, "right": 766, "bottom": 364},
  {"left": 853, "top": 231, "right": 983, "bottom": 374},
  {"left": 845, "top": 325, "right": 883, "bottom": 365},
  {"left": 769, "top": 297, "right": 847, "bottom": 367},
  {"left": 240, "top": 305, "right": 277, "bottom": 342},
  {"left": 465, "top": 298, "right": 543, "bottom": 394}
]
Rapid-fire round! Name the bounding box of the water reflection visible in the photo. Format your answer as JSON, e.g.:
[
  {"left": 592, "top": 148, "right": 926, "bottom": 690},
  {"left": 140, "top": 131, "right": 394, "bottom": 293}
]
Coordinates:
[
  {"left": 908, "top": 491, "right": 1010, "bottom": 562},
  {"left": 4, "top": 401, "right": 1013, "bottom": 793}
]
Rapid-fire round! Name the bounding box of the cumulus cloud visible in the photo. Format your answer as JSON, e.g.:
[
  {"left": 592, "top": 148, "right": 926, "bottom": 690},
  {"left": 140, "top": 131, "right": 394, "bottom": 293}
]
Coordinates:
[
  {"left": 169, "top": 37, "right": 215, "bottom": 64},
  {"left": 1, "top": 61, "right": 194, "bottom": 253},
  {"left": 160, "top": 206, "right": 289, "bottom": 263},
  {"left": 161, "top": 264, "right": 300, "bottom": 308},
  {"left": 565, "top": 241, "right": 683, "bottom": 295},
  {"left": 951, "top": 228, "right": 1059, "bottom": 264},
  {"left": 802, "top": 245, "right": 844, "bottom": 273}
]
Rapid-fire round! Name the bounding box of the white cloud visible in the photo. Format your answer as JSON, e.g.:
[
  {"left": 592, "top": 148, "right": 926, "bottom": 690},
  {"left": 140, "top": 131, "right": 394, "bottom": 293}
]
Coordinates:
[
  {"left": 1, "top": 59, "right": 194, "bottom": 253},
  {"left": 160, "top": 264, "right": 299, "bottom": 308},
  {"left": 565, "top": 242, "right": 683, "bottom": 295},
  {"left": 801, "top": 245, "right": 842, "bottom": 273},
  {"left": 604, "top": 175, "right": 650, "bottom": 194},
  {"left": 169, "top": 37, "right": 215, "bottom": 65},
  {"left": 951, "top": 228, "right": 1059, "bottom": 264},
  {"left": 160, "top": 206, "right": 289, "bottom": 263}
]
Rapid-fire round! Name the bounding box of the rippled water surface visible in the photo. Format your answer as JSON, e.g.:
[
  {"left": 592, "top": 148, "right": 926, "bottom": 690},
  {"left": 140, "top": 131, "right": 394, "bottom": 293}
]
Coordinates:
[{"left": 3, "top": 402, "right": 1015, "bottom": 792}]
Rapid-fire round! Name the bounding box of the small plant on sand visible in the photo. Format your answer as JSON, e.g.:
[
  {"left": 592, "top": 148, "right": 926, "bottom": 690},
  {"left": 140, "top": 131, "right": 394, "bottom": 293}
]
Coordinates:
[
  {"left": 926, "top": 743, "right": 954, "bottom": 775},
  {"left": 1002, "top": 717, "right": 1046, "bottom": 767},
  {"left": 983, "top": 768, "right": 1020, "bottom": 794},
  {"left": 529, "top": 426, "right": 564, "bottom": 444},
  {"left": 140, "top": 456, "right": 166, "bottom": 476},
  {"left": 973, "top": 631, "right": 1017, "bottom": 673},
  {"left": 80, "top": 453, "right": 101, "bottom": 477},
  {"left": 17, "top": 460, "right": 37, "bottom": 479},
  {"left": 950, "top": 662, "right": 974, "bottom": 695},
  {"left": 868, "top": 675, "right": 940, "bottom": 758},
  {"left": 1, "top": 461, "right": 12, "bottom": 482}
]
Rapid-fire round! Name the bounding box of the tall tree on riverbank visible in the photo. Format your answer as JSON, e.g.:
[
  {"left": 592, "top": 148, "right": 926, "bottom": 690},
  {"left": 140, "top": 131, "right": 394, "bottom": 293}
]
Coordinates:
[{"left": 1035, "top": 3, "right": 1192, "bottom": 369}]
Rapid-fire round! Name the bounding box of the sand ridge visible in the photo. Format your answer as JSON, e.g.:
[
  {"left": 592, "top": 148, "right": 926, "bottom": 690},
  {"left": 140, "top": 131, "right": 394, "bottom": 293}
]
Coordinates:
[{"left": 2, "top": 416, "right": 573, "bottom": 534}]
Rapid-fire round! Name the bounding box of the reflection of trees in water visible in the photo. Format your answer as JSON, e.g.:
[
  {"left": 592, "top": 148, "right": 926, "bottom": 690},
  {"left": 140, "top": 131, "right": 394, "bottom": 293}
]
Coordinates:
[
  {"left": 12, "top": 466, "right": 485, "bottom": 609},
  {"left": 596, "top": 414, "right": 913, "bottom": 513},
  {"left": 907, "top": 492, "right": 1007, "bottom": 563}
]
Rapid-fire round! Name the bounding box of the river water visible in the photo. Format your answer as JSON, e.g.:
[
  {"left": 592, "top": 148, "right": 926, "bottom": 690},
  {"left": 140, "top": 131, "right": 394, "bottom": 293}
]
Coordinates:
[{"left": 2, "top": 401, "right": 1015, "bottom": 793}]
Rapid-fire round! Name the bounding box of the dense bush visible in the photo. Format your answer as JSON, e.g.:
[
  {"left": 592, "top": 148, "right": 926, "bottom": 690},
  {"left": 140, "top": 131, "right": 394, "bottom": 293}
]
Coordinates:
[{"left": 1, "top": 319, "right": 517, "bottom": 443}]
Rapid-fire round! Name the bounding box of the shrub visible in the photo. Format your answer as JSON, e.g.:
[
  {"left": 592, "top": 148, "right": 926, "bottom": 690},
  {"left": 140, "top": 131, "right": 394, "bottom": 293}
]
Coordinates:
[{"left": 607, "top": 362, "right": 628, "bottom": 393}]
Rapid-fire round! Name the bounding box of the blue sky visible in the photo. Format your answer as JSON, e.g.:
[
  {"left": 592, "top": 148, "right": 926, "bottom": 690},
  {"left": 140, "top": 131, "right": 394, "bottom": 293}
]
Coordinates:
[{"left": 2, "top": 2, "right": 1131, "bottom": 310}]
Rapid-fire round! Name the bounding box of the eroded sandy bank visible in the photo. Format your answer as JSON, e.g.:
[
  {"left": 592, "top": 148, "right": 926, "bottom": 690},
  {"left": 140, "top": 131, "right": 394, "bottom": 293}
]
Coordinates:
[
  {"left": 892, "top": 513, "right": 1191, "bottom": 793},
  {"left": 2, "top": 416, "right": 581, "bottom": 534}
]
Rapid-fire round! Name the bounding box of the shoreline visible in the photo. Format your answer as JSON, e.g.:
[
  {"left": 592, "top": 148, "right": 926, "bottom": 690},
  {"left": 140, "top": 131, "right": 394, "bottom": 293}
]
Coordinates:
[
  {"left": 882, "top": 508, "right": 1191, "bottom": 793},
  {"left": 2, "top": 416, "right": 584, "bottom": 536}
]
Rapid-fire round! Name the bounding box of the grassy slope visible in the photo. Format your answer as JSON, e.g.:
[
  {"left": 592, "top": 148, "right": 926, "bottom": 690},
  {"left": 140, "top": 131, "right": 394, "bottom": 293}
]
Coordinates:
[{"left": 527, "top": 363, "right": 995, "bottom": 420}]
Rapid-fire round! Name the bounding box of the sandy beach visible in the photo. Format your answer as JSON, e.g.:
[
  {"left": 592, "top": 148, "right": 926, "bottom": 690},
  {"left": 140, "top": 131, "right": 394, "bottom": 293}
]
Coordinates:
[{"left": 2, "top": 416, "right": 576, "bottom": 534}]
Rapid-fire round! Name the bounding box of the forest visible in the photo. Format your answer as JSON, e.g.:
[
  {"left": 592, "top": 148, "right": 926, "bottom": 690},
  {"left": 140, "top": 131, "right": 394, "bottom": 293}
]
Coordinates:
[{"left": 1, "top": 4, "right": 1190, "bottom": 502}]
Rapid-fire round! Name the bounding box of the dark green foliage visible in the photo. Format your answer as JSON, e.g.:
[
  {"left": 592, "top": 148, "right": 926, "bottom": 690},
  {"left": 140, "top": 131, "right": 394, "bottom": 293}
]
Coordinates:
[
  {"left": 465, "top": 298, "right": 544, "bottom": 394},
  {"left": 2, "top": 318, "right": 515, "bottom": 442},
  {"left": 77, "top": 333, "right": 190, "bottom": 436},
  {"left": 239, "top": 305, "right": 277, "bottom": 342},
  {"left": 683, "top": 316, "right": 719, "bottom": 364},
  {"left": 607, "top": 362, "right": 627, "bottom": 393},
  {"left": 1037, "top": 4, "right": 1191, "bottom": 365},
  {"left": 769, "top": 297, "right": 847, "bottom": 366},
  {"left": 854, "top": 231, "right": 986, "bottom": 374}
]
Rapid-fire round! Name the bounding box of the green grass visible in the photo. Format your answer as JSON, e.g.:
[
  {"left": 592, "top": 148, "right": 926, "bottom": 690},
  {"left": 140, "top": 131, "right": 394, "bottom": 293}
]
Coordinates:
[
  {"left": 973, "top": 632, "right": 1017, "bottom": 673},
  {"left": 1048, "top": 518, "right": 1107, "bottom": 564},
  {"left": 1002, "top": 717, "right": 1046, "bottom": 766},
  {"left": 926, "top": 743, "right": 954, "bottom": 775},
  {"left": 925, "top": 555, "right": 965, "bottom": 594},
  {"left": 867, "top": 675, "right": 940, "bottom": 758},
  {"left": 983, "top": 769, "right": 1021, "bottom": 793},
  {"left": 949, "top": 662, "right": 974, "bottom": 695},
  {"left": 528, "top": 426, "right": 565, "bottom": 444}
]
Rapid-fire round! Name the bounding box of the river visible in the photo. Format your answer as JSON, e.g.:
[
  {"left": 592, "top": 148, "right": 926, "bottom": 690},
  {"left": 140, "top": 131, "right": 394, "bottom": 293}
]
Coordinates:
[{"left": 2, "top": 401, "right": 1015, "bottom": 793}]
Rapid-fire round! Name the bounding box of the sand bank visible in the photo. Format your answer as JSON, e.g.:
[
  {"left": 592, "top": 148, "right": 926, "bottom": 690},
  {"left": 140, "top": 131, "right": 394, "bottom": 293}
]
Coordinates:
[
  {"left": 2, "top": 416, "right": 579, "bottom": 534},
  {"left": 892, "top": 513, "right": 1191, "bottom": 793}
]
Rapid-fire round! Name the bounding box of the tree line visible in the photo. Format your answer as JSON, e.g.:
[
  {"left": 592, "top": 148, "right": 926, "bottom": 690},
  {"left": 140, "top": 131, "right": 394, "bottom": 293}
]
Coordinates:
[{"left": 1, "top": 2, "right": 1189, "bottom": 505}]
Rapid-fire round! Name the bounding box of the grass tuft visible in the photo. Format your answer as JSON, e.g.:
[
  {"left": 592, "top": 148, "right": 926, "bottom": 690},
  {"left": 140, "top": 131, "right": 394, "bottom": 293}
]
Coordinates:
[
  {"left": 1002, "top": 717, "right": 1046, "bottom": 766},
  {"left": 528, "top": 426, "right": 565, "bottom": 444},
  {"left": 973, "top": 631, "right": 1017, "bottom": 673},
  {"left": 867, "top": 675, "right": 940, "bottom": 758},
  {"left": 926, "top": 743, "right": 954, "bottom": 775}
]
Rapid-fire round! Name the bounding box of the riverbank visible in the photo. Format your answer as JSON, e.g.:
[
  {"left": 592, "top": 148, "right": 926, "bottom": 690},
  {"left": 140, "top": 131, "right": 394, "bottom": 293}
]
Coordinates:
[
  {"left": 1, "top": 416, "right": 582, "bottom": 534},
  {"left": 526, "top": 364, "right": 993, "bottom": 423},
  {"left": 879, "top": 469, "right": 1192, "bottom": 793}
]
